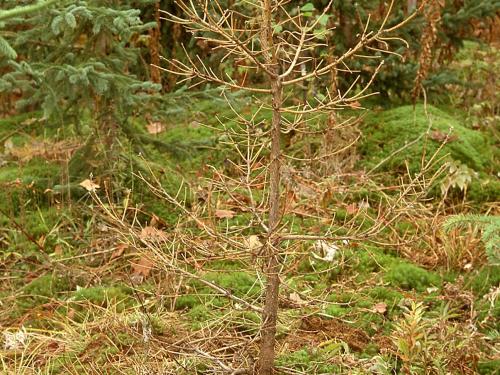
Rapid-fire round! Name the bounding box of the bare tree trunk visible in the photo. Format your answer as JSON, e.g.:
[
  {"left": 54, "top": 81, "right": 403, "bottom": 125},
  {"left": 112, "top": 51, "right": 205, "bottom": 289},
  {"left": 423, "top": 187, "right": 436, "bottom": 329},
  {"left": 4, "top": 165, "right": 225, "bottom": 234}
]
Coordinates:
[
  {"left": 407, "top": 0, "right": 418, "bottom": 14},
  {"left": 339, "top": 2, "right": 354, "bottom": 48},
  {"left": 258, "top": 1, "right": 282, "bottom": 374},
  {"left": 159, "top": 1, "right": 420, "bottom": 373},
  {"left": 149, "top": 1, "right": 162, "bottom": 85}
]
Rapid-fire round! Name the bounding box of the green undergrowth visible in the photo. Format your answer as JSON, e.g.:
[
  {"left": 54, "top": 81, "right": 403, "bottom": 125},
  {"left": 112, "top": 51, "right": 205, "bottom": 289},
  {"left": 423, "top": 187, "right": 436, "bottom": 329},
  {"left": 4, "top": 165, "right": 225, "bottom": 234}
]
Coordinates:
[
  {"left": 174, "top": 261, "right": 261, "bottom": 330},
  {"left": 0, "top": 111, "right": 44, "bottom": 137},
  {"left": 360, "top": 104, "right": 493, "bottom": 172},
  {"left": 467, "top": 265, "right": 500, "bottom": 296},
  {"left": 359, "top": 104, "right": 497, "bottom": 202},
  {"left": 18, "top": 273, "right": 73, "bottom": 310},
  {"left": 478, "top": 360, "right": 500, "bottom": 375},
  {"left": 276, "top": 348, "right": 340, "bottom": 373},
  {"left": 1, "top": 88, "right": 498, "bottom": 372}
]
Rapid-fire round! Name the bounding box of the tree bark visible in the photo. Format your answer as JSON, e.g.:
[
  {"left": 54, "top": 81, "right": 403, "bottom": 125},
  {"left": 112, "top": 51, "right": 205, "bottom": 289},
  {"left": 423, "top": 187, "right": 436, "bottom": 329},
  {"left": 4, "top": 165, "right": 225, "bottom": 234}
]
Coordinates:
[
  {"left": 258, "top": 1, "right": 282, "bottom": 374},
  {"left": 149, "top": 1, "right": 162, "bottom": 85},
  {"left": 407, "top": 0, "right": 418, "bottom": 14}
]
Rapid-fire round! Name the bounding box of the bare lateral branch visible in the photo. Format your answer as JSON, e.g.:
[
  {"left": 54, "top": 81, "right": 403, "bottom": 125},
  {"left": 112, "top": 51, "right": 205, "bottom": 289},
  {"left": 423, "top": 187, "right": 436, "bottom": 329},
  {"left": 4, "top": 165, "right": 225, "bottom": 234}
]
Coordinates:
[
  {"left": 89, "top": 190, "right": 263, "bottom": 313},
  {"left": 282, "top": 0, "right": 422, "bottom": 87},
  {"left": 154, "top": 60, "right": 271, "bottom": 93},
  {"left": 160, "top": 1, "right": 275, "bottom": 77}
]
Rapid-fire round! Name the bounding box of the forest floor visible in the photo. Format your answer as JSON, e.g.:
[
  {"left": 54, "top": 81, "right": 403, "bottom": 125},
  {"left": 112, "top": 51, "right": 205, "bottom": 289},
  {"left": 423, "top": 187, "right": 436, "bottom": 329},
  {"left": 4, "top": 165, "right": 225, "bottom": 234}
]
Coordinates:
[{"left": 0, "top": 42, "right": 499, "bottom": 374}]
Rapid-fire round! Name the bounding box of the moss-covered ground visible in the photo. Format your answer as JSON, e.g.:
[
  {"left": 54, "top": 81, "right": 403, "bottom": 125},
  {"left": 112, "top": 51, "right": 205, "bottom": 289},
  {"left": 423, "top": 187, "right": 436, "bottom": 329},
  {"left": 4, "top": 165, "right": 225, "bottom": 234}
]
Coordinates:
[{"left": 1, "top": 43, "right": 499, "bottom": 374}]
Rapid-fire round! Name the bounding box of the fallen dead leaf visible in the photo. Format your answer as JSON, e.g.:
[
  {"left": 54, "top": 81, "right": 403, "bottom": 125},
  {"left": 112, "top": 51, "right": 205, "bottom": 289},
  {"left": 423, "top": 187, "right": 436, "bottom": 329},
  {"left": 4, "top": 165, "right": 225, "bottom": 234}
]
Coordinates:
[
  {"left": 346, "top": 203, "right": 358, "bottom": 215},
  {"left": 53, "top": 244, "right": 63, "bottom": 256},
  {"left": 214, "top": 209, "right": 236, "bottom": 219},
  {"left": 140, "top": 226, "right": 168, "bottom": 242},
  {"left": 244, "top": 235, "right": 263, "bottom": 252},
  {"left": 373, "top": 302, "right": 387, "bottom": 314},
  {"left": 146, "top": 121, "right": 166, "bottom": 135},
  {"left": 79, "top": 179, "right": 100, "bottom": 192},
  {"left": 3, "top": 138, "right": 14, "bottom": 155},
  {"left": 111, "top": 243, "right": 128, "bottom": 259},
  {"left": 21, "top": 117, "right": 38, "bottom": 126},
  {"left": 430, "top": 130, "right": 458, "bottom": 143},
  {"left": 289, "top": 292, "right": 306, "bottom": 305},
  {"left": 132, "top": 256, "right": 154, "bottom": 278}
]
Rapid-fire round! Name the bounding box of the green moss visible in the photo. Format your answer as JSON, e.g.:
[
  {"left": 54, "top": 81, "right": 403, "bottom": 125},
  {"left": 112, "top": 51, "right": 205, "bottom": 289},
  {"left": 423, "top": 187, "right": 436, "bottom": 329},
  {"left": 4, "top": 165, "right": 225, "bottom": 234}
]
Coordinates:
[
  {"left": 394, "top": 220, "right": 416, "bottom": 235},
  {"left": 175, "top": 295, "right": 200, "bottom": 310},
  {"left": 355, "top": 311, "right": 385, "bottom": 335},
  {"left": 467, "top": 266, "right": 500, "bottom": 296},
  {"left": 467, "top": 173, "right": 500, "bottom": 204},
  {"left": 276, "top": 348, "right": 340, "bottom": 373},
  {"left": 0, "top": 111, "right": 41, "bottom": 129},
  {"left": 478, "top": 360, "right": 500, "bottom": 375},
  {"left": 206, "top": 260, "right": 246, "bottom": 271},
  {"left": 204, "top": 270, "right": 260, "bottom": 298},
  {"left": 384, "top": 263, "right": 441, "bottom": 292},
  {"left": 47, "top": 354, "right": 84, "bottom": 374},
  {"left": 114, "top": 332, "right": 137, "bottom": 347},
  {"left": 19, "top": 273, "right": 72, "bottom": 309},
  {"left": 355, "top": 297, "right": 375, "bottom": 309},
  {"left": 325, "top": 304, "right": 349, "bottom": 317},
  {"left": 96, "top": 344, "right": 120, "bottom": 364},
  {"left": 0, "top": 158, "right": 62, "bottom": 216},
  {"left": 351, "top": 246, "right": 397, "bottom": 274},
  {"left": 327, "top": 292, "right": 355, "bottom": 304},
  {"left": 368, "top": 287, "right": 404, "bottom": 306},
  {"left": 72, "top": 285, "right": 132, "bottom": 310},
  {"left": 363, "top": 343, "right": 380, "bottom": 356},
  {"left": 149, "top": 314, "right": 170, "bottom": 335},
  {"left": 360, "top": 104, "right": 493, "bottom": 174},
  {"left": 233, "top": 311, "right": 261, "bottom": 334},
  {"left": 187, "top": 304, "right": 213, "bottom": 329},
  {"left": 0, "top": 158, "right": 61, "bottom": 185},
  {"left": 476, "top": 297, "right": 500, "bottom": 324}
]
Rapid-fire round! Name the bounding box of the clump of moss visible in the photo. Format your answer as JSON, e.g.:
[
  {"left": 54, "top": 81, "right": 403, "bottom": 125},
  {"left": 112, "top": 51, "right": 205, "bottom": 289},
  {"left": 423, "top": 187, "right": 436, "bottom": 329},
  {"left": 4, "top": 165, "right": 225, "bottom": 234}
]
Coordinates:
[
  {"left": 384, "top": 263, "right": 441, "bottom": 292},
  {"left": 368, "top": 286, "right": 404, "bottom": 306},
  {"left": 71, "top": 285, "right": 132, "bottom": 310},
  {"left": 359, "top": 104, "right": 493, "bottom": 174},
  {"left": 175, "top": 295, "right": 200, "bottom": 310},
  {"left": 478, "top": 360, "right": 500, "bottom": 375},
  {"left": 476, "top": 297, "right": 500, "bottom": 324},
  {"left": 325, "top": 304, "right": 349, "bottom": 317},
  {"left": 327, "top": 292, "right": 355, "bottom": 305},
  {"left": 233, "top": 311, "right": 261, "bottom": 334},
  {"left": 204, "top": 270, "right": 260, "bottom": 298},
  {"left": 467, "top": 266, "right": 500, "bottom": 296},
  {"left": 187, "top": 304, "right": 214, "bottom": 329},
  {"left": 355, "top": 311, "right": 386, "bottom": 335},
  {"left": 466, "top": 173, "right": 500, "bottom": 204},
  {"left": 19, "top": 273, "right": 72, "bottom": 309},
  {"left": 351, "top": 246, "right": 397, "bottom": 274},
  {"left": 276, "top": 348, "right": 340, "bottom": 373}
]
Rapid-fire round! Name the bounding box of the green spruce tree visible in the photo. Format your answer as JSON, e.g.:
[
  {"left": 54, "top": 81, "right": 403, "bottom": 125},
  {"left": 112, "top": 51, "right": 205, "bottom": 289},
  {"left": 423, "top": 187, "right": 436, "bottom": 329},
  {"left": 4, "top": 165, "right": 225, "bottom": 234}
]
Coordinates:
[{"left": 0, "top": 0, "right": 163, "bottom": 179}]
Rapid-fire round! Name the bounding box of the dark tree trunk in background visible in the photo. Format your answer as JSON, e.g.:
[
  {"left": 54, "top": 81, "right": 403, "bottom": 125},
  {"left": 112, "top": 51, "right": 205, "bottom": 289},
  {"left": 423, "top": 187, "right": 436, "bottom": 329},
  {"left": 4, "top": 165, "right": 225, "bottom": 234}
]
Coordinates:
[
  {"left": 408, "top": 0, "right": 418, "bottom": 13},
  {"left": 149, "top": 1, "right": 162, "bottom": 85}
]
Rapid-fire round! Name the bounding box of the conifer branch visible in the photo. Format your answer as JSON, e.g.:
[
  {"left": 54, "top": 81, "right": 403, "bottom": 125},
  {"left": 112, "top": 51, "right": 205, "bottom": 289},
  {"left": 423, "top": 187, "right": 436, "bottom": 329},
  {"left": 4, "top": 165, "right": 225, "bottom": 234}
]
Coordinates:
[{"left": 0, "top": 0, "right": 60, "bottom": 22}]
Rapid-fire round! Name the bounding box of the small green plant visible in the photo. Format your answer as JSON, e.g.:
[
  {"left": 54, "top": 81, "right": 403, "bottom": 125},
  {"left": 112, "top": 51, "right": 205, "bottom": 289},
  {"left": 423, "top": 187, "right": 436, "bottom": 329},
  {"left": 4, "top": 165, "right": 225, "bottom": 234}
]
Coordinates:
[{"left": 392, "top": 301, "right": 428, "bottom": 373}]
